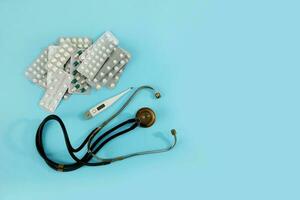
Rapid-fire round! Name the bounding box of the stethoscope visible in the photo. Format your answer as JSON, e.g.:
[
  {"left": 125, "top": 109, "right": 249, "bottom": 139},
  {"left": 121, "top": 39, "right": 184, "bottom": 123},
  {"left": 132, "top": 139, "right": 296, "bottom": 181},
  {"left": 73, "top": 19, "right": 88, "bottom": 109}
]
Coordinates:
[{"left": 35, "top": 85, "right": 177, "bottom": 172}]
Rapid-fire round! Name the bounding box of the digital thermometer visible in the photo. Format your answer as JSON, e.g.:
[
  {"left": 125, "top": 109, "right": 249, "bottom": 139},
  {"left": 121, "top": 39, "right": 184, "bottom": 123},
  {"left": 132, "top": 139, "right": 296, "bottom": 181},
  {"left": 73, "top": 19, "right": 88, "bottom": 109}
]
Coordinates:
[{"left": 85, "top": 87, "right": 133, "bottom": 119}]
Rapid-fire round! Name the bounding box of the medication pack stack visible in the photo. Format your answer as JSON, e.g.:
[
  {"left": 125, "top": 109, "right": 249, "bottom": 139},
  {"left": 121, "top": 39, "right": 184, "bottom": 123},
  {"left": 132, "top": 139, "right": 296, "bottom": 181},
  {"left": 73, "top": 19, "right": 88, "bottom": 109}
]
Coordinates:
[{"left": 25, "top": 32, "right": 131, "bottom": 112}]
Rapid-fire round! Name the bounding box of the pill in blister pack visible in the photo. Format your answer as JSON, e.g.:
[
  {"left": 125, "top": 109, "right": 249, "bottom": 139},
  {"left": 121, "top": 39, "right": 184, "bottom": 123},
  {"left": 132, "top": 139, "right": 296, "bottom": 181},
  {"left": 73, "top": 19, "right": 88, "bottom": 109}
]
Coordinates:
[
  {"left": 25, "top": 49, "right": 48, "bottom": 88},
  {"left": 25, "top": 31, "right": 131, "bottom": 112},
  {"left": 106, "top": 67, "right": 125, "bottom": 89},
  {"left": 90, "top": 48, "right": 130, "bottom": 89},
  {"left": 76, "top": 32, "right": 118, "bottom": 81},
  {"left": 46, "top": 42, "right": 77, "bottom": 71},
  {"left": 39, "top": 69, "right": 72, "bottom": 112},
  {"left": 58, "top": 37, "right": 92, "bottom": 49}
]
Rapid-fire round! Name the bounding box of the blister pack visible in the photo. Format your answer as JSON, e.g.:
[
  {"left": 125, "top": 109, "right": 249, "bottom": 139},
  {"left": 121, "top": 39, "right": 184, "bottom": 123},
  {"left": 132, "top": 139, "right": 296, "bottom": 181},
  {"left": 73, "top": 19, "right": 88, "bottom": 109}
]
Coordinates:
[
  {"left": 40, "top": 70, "right": 72, "bottom": 112},
  {"left": 90, "top": 48, "right": 130, "bottom": 89},
  {"left": 76, "top": 32, "right": 118, "bottom": 81},
  {"left": 25, "top": 49, "right": 48, "bottom": 88}
]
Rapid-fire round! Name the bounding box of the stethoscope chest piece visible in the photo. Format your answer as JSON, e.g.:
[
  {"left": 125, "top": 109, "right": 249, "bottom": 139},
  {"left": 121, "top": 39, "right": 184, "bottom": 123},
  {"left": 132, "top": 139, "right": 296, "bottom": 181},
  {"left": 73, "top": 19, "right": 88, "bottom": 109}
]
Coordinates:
[{"left": 136, "top": 107, "right": 156, "bottom": 128}]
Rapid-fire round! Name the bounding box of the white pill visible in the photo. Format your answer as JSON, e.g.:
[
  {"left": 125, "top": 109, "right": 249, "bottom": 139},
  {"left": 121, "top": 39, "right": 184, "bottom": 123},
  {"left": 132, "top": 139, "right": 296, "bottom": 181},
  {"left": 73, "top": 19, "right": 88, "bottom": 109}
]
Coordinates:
[{"left": 57, "top": 61, "right": 62, "bottom": 66}]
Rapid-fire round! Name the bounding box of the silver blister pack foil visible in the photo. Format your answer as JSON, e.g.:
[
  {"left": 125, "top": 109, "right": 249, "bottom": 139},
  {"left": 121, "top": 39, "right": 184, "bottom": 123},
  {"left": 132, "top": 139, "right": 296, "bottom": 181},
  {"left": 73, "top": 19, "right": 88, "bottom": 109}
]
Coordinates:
[
  {"left": 90, "top": 48, "right": 130, "bottom": 90},
  {"left": 76, "top": 32, "right": 118, "bottom": 81}
]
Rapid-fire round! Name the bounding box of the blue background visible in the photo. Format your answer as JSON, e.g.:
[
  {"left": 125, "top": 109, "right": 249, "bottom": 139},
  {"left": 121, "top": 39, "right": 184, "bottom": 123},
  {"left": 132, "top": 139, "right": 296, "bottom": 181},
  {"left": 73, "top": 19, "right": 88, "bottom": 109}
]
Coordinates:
[{"left": 0, "top": 0, "right": 299, "bottom": 199}]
